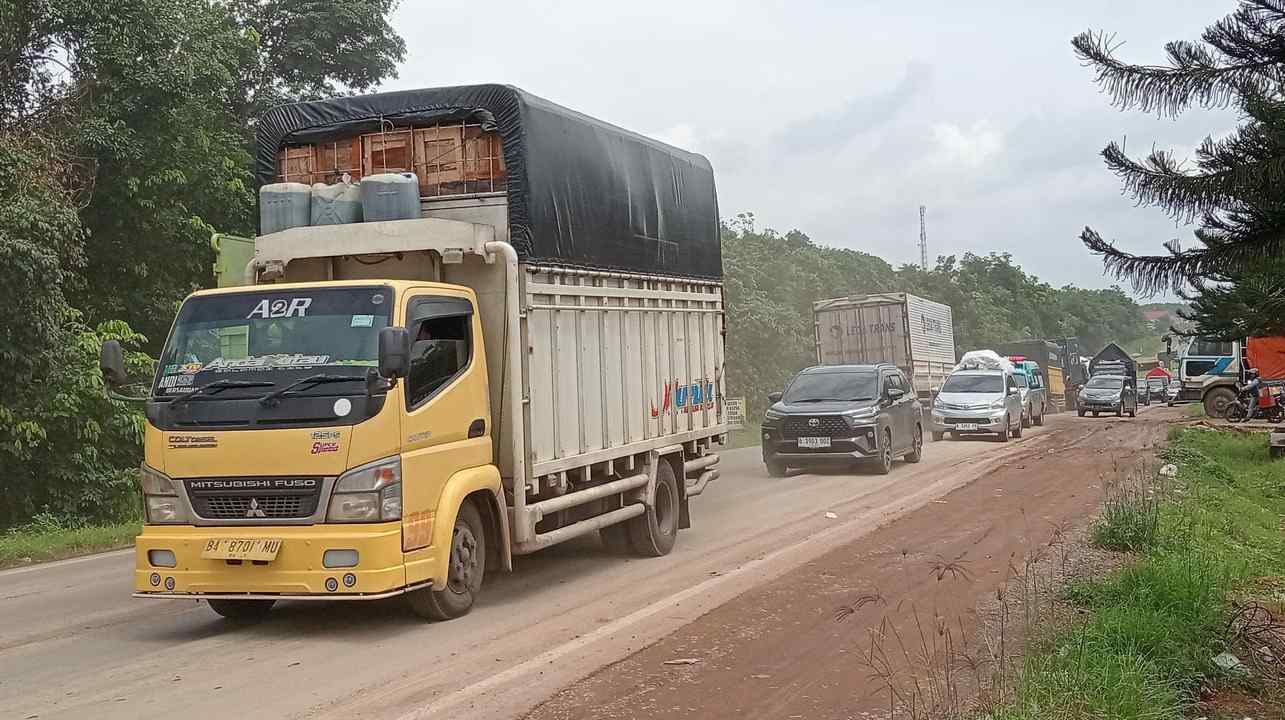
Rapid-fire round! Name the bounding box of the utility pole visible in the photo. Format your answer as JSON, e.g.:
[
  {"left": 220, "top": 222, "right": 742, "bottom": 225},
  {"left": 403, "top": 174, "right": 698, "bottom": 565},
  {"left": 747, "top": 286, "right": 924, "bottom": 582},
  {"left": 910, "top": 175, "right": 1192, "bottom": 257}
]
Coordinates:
[{"left": 919, "top": 205, "right": 928, "bottom": 270}]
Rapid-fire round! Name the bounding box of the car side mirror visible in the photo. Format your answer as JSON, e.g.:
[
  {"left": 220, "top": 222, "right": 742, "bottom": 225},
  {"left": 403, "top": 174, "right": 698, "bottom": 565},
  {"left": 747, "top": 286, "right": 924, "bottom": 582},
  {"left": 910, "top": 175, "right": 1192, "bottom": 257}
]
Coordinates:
[
  {"left": 887, "top": 387, "right": 905, "bottom": 401},
  {"left": 767, "top": 392, "right": 782, "bottom": 403},
  {"left": 1008, "top": 387, "right": 1020, "bottom": 396},
  {"left": 100, "top": 340, "right": 128, "bottom": 388},
  {"left": 378, "top": 327, "right": 411, "bottom": 379}
]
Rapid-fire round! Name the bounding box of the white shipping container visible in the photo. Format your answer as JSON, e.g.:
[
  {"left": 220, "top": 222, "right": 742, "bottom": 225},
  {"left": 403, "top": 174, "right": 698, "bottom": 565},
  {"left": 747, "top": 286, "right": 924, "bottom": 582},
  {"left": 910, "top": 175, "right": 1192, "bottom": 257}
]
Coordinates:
[{"left": 813, "top": 292, "right": 956, "bottom": 395}]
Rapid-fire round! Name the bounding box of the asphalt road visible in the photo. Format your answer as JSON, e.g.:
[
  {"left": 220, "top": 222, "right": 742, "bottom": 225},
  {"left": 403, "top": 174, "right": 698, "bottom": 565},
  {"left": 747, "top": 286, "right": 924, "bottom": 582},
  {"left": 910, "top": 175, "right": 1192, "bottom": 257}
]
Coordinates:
[{"left": 1, "top": 414, "right": 1098, "bottom": 720}]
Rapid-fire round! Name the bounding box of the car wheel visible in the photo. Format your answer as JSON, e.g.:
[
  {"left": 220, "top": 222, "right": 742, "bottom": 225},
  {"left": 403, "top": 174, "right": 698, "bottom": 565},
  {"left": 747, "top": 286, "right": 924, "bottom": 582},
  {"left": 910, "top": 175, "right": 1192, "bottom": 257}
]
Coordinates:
[
  {"left": 1077, "top": 408, "right": 1086, "bottom": 417},
  {"left": 948, "top": 431, "right": 959, "bottom": 440},
  {"left": 1022, "top": 407, "right": 1032, "bottom": 428},
  {"left": 874, "top": 429, "right": 894, "bottom": 474},
  {"left": 997, "top": 417, "right": 1010, "bottom": 442},
  {"left": 1034, "top": 406, "right": 1045, "bottom": 426},
  {"left": 1092, "top": 411, "right": 1099, "bottom": 418},
  {"left": 765, "top": 459, "right": 788, "bottom": 477},
  {"left": 1116, "top": 406, "right": 1123, "bottom": 418},
  {"left": 1012, "top": 414, "right": 1023, "bottom": 438},
  {"left": 932, "top": 430, "right": 945, "bottom": 442},
  {"left": 905, "top": 424, "right": 923, "bottom": 463}
]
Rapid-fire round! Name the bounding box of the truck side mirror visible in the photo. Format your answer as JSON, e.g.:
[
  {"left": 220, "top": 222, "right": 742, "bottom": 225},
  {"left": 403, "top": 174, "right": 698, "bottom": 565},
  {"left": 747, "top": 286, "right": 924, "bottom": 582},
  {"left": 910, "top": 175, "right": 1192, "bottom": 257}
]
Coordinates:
[
  {"left": 767, "top": 392, "right": 782, "bottom": 403},
  {"left": 378, "top": 327, "right": 411, "bottom": 379},
  {"left": 100, "top": 340, "right": 128, "bottom": 388}
]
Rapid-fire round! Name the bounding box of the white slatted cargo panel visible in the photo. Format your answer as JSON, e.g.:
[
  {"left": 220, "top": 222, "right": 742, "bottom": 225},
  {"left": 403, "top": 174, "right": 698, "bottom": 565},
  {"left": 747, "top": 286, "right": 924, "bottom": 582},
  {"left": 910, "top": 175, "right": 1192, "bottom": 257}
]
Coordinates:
[
  {"left": 524, "top": 267, "right": 725, "bottom": 477},
  {"left": 814, "top": 292, "right": 956, "bottom": 394}
]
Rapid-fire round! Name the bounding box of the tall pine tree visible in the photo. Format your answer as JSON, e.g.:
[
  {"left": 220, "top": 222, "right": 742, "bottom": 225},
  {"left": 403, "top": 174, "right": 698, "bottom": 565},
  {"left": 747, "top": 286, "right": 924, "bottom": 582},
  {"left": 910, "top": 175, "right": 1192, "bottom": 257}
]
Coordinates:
[{"left": 1074, "top": 0, "right": 1285, "bottom": 336}]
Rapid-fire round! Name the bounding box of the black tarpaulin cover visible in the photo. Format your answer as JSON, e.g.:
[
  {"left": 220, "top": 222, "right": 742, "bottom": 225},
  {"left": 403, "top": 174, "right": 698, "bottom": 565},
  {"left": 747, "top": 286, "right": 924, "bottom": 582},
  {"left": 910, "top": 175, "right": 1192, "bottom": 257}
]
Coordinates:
[{"left": 255, "top": 84, "right": 722, "bottom": 279}]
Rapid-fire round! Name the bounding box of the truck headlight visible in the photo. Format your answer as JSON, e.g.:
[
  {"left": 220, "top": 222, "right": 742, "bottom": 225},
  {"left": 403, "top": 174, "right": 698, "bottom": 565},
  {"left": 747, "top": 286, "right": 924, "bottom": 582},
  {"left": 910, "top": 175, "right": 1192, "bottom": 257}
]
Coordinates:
[
  {"left": 139, "top": 464, "right": 188, "bottom": 524},
  {"left": 328, "top": 457, "right": 402, "bottom": 522}
]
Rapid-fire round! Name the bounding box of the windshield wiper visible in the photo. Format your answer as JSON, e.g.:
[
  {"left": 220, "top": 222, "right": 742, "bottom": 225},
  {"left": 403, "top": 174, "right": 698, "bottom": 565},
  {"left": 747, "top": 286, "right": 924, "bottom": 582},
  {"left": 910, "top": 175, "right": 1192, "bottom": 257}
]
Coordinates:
[
  {"left": 169, "top": 379, "right": 275, "bottom": 409},
  {"left": 793, "top": 397, "right": 842, "bottom": 403},
  {"left": 258, "top": 373, "right": 364, "bottom": 406}
]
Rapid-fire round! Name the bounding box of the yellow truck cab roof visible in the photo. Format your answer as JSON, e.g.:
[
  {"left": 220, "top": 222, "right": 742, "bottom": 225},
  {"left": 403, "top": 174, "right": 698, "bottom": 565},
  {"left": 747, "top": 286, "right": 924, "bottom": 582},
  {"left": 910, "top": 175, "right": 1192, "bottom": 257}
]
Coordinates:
[{"left": 188, "top": 279, "right": 472, "bottom": 299}]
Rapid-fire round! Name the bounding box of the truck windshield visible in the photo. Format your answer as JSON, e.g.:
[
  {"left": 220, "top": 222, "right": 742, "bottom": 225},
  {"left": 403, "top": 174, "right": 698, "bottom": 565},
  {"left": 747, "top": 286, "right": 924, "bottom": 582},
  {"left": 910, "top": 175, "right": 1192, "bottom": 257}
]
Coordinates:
[
  {"left": 783, "top": 372, "right": 878, "bottom": 402},
  {"left": 940, "top": 374, "right": 1002, "bottom": 393},
  {"left": 1014, "top": 375, "right": 1028, "bottom": 387},
  {"left": 154, "top": 286, "right": 393, "bottom": 399}
]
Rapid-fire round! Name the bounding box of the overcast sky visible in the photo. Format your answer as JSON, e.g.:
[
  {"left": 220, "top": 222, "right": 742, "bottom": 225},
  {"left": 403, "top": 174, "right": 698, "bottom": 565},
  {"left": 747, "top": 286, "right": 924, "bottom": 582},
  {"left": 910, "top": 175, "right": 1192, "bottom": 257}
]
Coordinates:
[{"left": 386, "top": 0, "right": 1240, "bottom": 297}]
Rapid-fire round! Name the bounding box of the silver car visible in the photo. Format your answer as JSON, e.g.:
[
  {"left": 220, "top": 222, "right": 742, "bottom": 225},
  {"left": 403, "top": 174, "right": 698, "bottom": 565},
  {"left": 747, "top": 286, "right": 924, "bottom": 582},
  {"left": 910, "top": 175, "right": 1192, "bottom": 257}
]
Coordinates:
[{"left": 930, "top": 369, "right": 1025, "bottom": 441}]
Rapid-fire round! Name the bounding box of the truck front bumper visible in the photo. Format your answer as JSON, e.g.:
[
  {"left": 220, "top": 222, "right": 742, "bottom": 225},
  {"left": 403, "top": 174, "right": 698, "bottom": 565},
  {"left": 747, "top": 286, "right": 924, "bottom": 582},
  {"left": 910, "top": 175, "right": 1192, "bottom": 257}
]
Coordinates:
[{"left": 133, "top": 522, "right": 424, "bottom": 599}]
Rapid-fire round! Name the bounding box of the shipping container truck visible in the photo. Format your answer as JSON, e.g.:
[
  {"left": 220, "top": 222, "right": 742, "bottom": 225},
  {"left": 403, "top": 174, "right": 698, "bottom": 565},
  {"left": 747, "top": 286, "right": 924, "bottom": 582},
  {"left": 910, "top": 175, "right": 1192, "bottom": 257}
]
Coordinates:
[
  {"left": 99, "top": 84, "right": 727, "bottom": 621},
  {"left": 813, "top": 293, "right": 956, "bottom": 399}
]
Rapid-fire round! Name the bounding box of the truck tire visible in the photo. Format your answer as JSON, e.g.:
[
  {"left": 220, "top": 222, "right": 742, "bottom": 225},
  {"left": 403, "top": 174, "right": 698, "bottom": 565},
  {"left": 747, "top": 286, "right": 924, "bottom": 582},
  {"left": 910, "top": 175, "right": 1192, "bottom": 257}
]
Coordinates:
[
  {"left": 932, "top": 430, "right": 945, "bottom": 442},
  {"left": 406, "top": 501, "right": 486, "bottom": 621},
  {"left": 599, "top": 522, "right": 633, "bottom": 554},
  {"left": 207, "top": 599, "right": 275, "bottom": 621},
  {"left": 904, "top": 424, "right": 924, "bottom": 463},
  {"left": 629, "top": 461, "right": 680, "bottom": 557},
  {"left": 1204, "top": 387, "right": 1236, "bottom": 419}
]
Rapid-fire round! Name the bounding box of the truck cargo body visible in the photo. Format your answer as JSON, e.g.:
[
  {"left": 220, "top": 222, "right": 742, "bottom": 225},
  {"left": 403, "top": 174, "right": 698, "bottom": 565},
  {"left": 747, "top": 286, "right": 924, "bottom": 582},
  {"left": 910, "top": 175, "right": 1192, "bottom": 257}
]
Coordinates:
[
  {"left": 123, "top": 85, "right": 725, "bottom": 620},
  {"left": 813, "top": 293, "right": 956, "bottom": 399}
]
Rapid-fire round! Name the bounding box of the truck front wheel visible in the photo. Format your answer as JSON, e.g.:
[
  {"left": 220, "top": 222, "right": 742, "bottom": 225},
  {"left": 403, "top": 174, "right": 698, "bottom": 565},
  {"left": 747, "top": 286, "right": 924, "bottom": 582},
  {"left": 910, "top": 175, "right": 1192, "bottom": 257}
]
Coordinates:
[
  {"left": 207, "top": 599, "right": 275, "bottom": 621},
  {"left": 629, "top": 460, "right": 680, "bottom": 557},
  {"left": 1204, "top": 387, "right": 1237, "bottom": 419},
  {"left": 407, "top": 501, "right": 486, "bottom": 621}
]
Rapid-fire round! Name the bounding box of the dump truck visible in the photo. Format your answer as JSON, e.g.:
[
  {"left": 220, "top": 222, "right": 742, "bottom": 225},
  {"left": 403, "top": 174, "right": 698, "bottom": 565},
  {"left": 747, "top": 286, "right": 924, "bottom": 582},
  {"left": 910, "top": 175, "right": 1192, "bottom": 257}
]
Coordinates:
[
  {"left": 100, "top": 84, "right": 727, "bottom": 621},
  {"left": 813, "top": 292, "right": 956, "bottom": 399}
]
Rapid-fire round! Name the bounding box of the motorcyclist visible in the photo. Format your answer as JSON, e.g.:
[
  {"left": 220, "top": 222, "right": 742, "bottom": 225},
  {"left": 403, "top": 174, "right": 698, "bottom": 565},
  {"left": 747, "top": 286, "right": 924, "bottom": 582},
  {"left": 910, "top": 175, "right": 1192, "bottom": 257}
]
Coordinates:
[{"left": 1239, "top": 368, "right": 1263, "bottom": 421}]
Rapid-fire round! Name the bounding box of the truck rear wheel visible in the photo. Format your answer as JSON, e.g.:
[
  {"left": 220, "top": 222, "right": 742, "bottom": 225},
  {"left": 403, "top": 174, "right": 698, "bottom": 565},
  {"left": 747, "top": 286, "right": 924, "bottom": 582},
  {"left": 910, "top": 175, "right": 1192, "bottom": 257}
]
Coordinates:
[
  {"left": 407, "top": 501, "right": 486, "bottom": 621},
  {"left": 207, "top": 599, "right": 275, "bottom": 621},
  {"left": 629, "top": 460, "right": 679, "bottom": 557}
]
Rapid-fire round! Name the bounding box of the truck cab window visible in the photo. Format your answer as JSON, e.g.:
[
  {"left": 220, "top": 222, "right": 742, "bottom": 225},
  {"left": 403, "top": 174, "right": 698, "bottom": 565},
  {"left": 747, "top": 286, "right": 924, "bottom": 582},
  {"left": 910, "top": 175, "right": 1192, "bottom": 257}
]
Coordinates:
[{"left": 407, "top": 315, "right": 471, "bottom": 408}]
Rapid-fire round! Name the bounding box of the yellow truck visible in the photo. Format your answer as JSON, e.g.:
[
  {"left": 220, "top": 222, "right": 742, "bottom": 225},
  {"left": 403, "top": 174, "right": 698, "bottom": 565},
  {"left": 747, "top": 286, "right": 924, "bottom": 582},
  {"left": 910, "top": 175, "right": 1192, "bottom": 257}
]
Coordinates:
[{"left": 99, "top": 85, "right": 726, "bottom": 621}]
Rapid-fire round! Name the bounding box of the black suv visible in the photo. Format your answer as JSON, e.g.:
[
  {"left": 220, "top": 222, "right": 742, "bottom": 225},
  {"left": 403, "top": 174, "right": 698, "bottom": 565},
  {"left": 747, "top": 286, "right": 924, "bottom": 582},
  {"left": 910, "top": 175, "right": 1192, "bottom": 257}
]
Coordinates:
[{"left": 760, "top": 364, "right": 924, "bottom": 477}]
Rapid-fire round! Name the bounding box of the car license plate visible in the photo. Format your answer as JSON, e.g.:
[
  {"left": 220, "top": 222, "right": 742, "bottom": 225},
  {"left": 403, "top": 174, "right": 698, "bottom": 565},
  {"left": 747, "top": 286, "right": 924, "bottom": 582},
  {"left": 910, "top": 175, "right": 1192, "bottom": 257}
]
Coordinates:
[
  {"left": 954, "top": 423, "right": 979, "bottom": 431},
  {"left": 798, "top": 436, "right": 831, "bottom": 449},
  {"left": 201, "top": 538, "right": 282, "bottom": 561}
]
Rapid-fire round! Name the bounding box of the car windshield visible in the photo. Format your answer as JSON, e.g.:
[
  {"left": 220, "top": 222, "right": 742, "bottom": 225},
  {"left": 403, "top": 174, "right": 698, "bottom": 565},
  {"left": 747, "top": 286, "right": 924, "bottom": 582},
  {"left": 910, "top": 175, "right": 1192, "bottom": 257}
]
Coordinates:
[
  {"left": 1086, "top": 377, "right": 1123, "bottom": 390},
  {"left": 154, "top": 286, "right": 393, "bottom": 398},
  {"left": 940, "top": 374, "right": 1003, "bottom": 393},
  {"left": 783, "top": 371, "right": 878, "bottom": 402},
  {"left": 1014, "top": 375, "right": 1028, "bottom": 387}
]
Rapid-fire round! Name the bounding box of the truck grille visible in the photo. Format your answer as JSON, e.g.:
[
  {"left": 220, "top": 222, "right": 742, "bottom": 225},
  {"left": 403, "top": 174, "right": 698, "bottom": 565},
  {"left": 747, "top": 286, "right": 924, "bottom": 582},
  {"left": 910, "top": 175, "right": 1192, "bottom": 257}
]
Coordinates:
[
  {"left": 783, "top": 416, "right": 849, "bottom": 436},
  {"left": 186, "top": 478, "right": 322, "bottom": 520}
]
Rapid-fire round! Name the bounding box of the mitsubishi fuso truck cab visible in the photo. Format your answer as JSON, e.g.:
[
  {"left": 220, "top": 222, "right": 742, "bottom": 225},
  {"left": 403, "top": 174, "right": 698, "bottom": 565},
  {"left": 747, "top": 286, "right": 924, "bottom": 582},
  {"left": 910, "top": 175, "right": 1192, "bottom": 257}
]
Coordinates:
[{"left": 100, "top": 84, "right": 727, "bottom": 621}]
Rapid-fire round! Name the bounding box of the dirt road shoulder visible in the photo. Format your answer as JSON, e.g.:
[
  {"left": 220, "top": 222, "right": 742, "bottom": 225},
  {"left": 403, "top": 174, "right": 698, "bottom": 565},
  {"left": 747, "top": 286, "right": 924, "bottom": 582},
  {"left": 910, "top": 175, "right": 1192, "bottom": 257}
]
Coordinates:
[{"left": 525, "top": 409, "right": 1178, "bottom": 720}]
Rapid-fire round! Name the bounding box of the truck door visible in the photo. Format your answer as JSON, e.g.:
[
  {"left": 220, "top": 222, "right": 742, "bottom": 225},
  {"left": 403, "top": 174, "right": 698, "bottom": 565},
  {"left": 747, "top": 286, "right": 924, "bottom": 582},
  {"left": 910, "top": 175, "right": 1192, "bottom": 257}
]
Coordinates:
[{"left": 398, "top": 292, "right": 492, "bottom": 554}]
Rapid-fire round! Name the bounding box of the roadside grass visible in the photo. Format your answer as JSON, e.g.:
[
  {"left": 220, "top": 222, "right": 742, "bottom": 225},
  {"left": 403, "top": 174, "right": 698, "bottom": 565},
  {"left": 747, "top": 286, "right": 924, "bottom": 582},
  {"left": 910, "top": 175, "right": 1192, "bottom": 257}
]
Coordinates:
[
  {"left": 725, "top": 426, "right": 760, "bottom": 449},
  {"left": 1185, "top": 402, "right": 1206, "bottom": 419},
  {"left": 986, "top": 427, "right": 1285, "bottom": 719},
  {"left": 0, "top": 514, "right": 140, "bottom": 569}
]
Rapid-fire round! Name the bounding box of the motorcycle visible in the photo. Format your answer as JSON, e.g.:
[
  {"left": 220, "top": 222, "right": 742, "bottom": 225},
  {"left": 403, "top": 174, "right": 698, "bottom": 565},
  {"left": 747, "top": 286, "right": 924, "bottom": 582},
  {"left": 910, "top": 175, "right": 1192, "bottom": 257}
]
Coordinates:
[{"left": 1224, "top": 373, "right": 1284, "bottom": 423}]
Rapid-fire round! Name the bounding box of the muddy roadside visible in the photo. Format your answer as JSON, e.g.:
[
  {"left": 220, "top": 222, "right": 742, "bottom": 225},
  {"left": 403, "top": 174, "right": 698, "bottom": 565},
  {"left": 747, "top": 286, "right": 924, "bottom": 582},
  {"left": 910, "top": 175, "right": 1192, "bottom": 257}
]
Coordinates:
[{"left": 524, "top": 408, "right": 1180, "bottom": 720}]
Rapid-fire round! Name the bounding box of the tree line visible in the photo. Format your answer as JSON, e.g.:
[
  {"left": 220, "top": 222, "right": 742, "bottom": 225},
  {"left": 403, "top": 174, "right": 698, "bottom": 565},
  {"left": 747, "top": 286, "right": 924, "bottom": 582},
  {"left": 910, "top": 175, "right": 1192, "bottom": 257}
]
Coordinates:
[{"left": 722, "top": 214, "right": 1149, "bottom": 417}]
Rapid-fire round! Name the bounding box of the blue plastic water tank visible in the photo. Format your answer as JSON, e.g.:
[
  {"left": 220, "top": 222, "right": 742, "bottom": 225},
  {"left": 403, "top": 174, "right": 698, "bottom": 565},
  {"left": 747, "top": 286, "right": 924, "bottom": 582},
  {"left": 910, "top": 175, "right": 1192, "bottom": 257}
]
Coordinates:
[
  {"left": 361, "top": 172, "right": 421, "bottom": 222},
  {"left": 311, "top": 180, "right": 363, "bottom": 226},
  {"left": 259, "top": 182, "right": 311, "bottom": 234}
]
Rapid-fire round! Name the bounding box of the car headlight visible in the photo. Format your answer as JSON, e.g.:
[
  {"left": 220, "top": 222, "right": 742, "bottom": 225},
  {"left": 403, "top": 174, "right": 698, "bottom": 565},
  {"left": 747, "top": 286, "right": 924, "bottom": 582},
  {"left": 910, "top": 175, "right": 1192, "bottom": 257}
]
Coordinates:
[
  {"left": 328, "top": 457, "right": 402, "bottom": 522},
  {"left": 139, "top": 464, "right": 188, "bottom": 524},
  {"left": 764, "top": 408, "right": 784, "bottom": 421},
  {"left": 843, "top": 406, "right": 878, "bottom": 424},
  {"left": 990, "top": 398, "right": 1007, "bottom": 410}
]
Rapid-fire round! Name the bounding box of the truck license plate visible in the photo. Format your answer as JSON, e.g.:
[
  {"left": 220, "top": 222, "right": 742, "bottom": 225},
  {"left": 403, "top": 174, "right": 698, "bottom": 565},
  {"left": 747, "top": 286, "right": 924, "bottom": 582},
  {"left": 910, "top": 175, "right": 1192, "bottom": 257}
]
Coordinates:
[
  {"left": 954, "top": 423, "right": 979, "bottom": 431},
  {"left": 798, "top": 436, "right": 831, "bottom": 449},
  {"left": 201, "top": 538, "right": 282, "bottom": 561}
]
